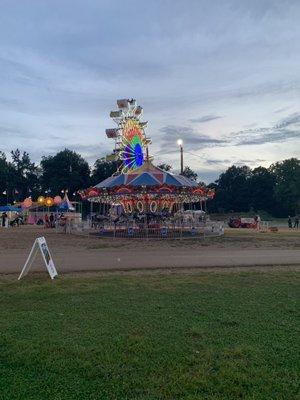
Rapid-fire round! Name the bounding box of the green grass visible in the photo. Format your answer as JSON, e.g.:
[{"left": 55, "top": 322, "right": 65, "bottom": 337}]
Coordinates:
[{"left": 1, "top": 271, "right": 299, "bottom": 399}]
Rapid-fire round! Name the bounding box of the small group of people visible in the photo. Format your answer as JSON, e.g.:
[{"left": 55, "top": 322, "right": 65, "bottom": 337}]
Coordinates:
[
  {"left": 44, "top": 212, "right": 67, "bottom": 228},
  {"left": 34, "top": 212, "right": 67, "bottom": 227},
  {"left": 288, "top": 216, "right": 299, "bottom": 229},
  {"left": 44, "top": 213, "right": 56, "bottom": 228},
  {"left": 1, "top": 211, "right": 23, "bottom": 228}
]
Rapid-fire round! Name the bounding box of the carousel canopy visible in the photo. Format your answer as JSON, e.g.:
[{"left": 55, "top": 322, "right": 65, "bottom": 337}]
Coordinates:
[
  {"left": 95, "top": 161, "right": 197, "bottom": 189},
  {"left": 80, "top": 160, "right": 215, "bottom": 205}
]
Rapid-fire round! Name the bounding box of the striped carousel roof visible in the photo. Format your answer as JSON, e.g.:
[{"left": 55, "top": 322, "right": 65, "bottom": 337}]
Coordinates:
[{"left": 95, "top": 161, "right": 198, "bottom": 189}]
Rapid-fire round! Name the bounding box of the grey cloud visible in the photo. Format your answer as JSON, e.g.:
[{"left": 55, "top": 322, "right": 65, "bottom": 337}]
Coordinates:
[
  {"left": 158, "top": 125, "right": 227, "bottom": 153},
  {"left": 237, "top": 129, "right": 299, "bottom": 146},
  {"left": 1, "top": 0, "right": 300, "bottom": 167},
  {"left": 233, "top": 81, "right": 299, "bottom": 100},
  {"left": 274, "top": 106, "right": 291, "bottom": 114},
  {"left": 229, "top": 112, "right": 300, "bottom": 146},
  {"left": 0, "top": 126, "right": 23, "bottom": 136},
  {"left": 243, "top": 123, "right": 257, "bottom": 128},
  {"left": 276, "top": 112, "right": 300, "bottom": 128},
  {"left": 204, "top": 158, "right": 266, "bottom": 167},
  {"left": 0, "top": 125, "right": 61, "bottom": 140},
  {"left": 44, "top": 143, "right": 112, "bottom": 164},
  {"left": 189, "top": 114, "right": 222, "bottom": 123},
  {"left": 205, "top": 158, "right": 232, "bottom": 166},
  {"left": 234, "top": 159, "right": 267, "bottom": 166},
  {"left": 0, "top": 97, "right": 21, "bottom": 108}
]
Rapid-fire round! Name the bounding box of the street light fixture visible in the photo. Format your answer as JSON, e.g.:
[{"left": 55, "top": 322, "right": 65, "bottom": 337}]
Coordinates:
[{"left": 177, "top": 139, "right": 183, "bottom": 174}]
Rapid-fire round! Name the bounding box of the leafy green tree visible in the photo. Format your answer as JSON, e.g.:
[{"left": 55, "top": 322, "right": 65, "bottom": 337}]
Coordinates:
[
  {"left": 0, "top": 152, "right": 9, "bottom": 190},
  {"left": 270, "top": 158, "right": 300, "bottom": 215},
  {"left": 0, "top": 152, "right": 12, "bottom": 205},
  {"left": 10, "top": 149, "right": 40, "bottom": 200},
  {"left": 249, "top": 167, "right": 277, "bottom": 214},
  {"left": 91, "top": 158, "right": 120, "bottom": 186},
  {"left": 0, "top": 150, "right": 39, "bottom": 204},
  {"left": 40, "top": 149, "right": 90, "bottom": 196},
  {"left": 182, "top": 166, "right": 198, "bottom": 181},
  {"left": 157, "top": 163, "right": 172, "bottom": 171},
  {"left": 213, "top": 165, "right": 252, "bottom": 212}
]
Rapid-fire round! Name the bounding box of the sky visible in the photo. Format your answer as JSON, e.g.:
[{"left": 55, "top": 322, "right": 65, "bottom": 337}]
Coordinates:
[{"left": 0, "top": 0, "right": 300, "bottom": 183}]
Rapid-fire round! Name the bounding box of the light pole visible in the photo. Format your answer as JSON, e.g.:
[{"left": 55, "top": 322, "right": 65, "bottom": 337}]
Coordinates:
[{"left": 177, "top": 139, "right": 183, "bottom": 174}]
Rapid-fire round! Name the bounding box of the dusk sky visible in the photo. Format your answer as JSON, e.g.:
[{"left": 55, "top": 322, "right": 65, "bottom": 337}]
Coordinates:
[{"left": 1, "top": 0, "right": 300, "bottom": 182}]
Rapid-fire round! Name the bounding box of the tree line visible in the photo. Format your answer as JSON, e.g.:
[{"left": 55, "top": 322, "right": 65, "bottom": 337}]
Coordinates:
[{"left": 0, "top": 149, "right": 299, "bottom": 216}]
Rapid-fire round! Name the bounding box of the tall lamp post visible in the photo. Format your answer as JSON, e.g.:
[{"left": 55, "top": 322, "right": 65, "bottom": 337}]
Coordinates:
[{"left": 177, "top": 139, "right": 183, "bottom": 174}]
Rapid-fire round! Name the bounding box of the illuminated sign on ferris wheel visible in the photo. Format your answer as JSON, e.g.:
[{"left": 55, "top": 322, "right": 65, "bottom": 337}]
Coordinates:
[{"left": 105, "top": 99, "right": 151, "bottom": 173}]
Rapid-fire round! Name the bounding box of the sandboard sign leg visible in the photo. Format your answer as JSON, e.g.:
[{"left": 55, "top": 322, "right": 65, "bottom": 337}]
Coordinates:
[{"left": 18, "top": 237, "right": 58, "bottom": 280}]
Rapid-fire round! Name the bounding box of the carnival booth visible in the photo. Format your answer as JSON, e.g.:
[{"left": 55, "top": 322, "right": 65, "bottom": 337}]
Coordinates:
[
  {"left": 0, "top": 205, "right": 23, "bottom": 227},
  {"left": 22, "top": 193, "right": 82, "bottom": 226}
]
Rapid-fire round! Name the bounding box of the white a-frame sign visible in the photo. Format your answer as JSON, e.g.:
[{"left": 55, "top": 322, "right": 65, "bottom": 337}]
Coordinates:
[{"left": 18, "top": 236, "right": 58, "bottom": 280}]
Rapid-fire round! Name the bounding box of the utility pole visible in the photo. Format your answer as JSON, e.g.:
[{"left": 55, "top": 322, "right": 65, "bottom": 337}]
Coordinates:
[{"left": 177, "top": 139, "right": 183, "bottom": 174}]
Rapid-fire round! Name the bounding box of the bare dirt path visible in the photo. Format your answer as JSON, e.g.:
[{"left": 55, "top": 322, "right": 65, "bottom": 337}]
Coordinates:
[{"left": 0, "top": 226, "right": 299, "bottom": 275}]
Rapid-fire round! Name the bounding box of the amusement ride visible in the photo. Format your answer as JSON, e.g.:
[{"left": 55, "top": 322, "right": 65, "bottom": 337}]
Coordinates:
[{"left": 80, "top": 99, "right": 222, "bottom": 238}]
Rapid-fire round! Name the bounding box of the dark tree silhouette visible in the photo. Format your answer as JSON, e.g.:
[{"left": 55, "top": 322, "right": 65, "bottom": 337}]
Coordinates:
[
  {"left": 91, "top": 158, "right": 121, "bottom": 186},
  {"left": 270, "top": 158, "right": 300, "bottom": 215},
  {"left": 0, "top": 146, "right": 298, "bottom": 217},
  {"left": 182, "top": 166, "right": 198, "bottom": 181},
  {"left": 40, "top": 149, "right": 90, "bottom": 197},
  {"left": 157, "top": 163, "right": 172, "bottom": 171},
  {"left": 213, "top": 165, "right": 252, "bottom": 212}
]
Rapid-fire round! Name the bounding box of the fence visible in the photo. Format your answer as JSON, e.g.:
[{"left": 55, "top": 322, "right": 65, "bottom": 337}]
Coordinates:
[{"left": 66, "top": 218, "right": 224, "bottom": 239}]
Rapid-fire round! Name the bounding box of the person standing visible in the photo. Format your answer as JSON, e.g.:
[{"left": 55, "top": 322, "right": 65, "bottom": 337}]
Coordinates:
[
  {"left": 15, "top": 212, "right": 20, "bottom": 227},
  {"left": 294, "top": 216, "right": 299, "bottom": 229},
  {"left": 256, "top": 215, "right": 261, "bottom": 231},
  {"left": 49, "top": 213, "right": 54, "bottom": 228},
  {"left": 1, "top": 212, "right": 7, "bottom": 227},
  {"left": 288, "top": 216, "right": 292, "bottom": 229},
  {"left": 44, "top": 214, "right": 50, "bottom": 228}
]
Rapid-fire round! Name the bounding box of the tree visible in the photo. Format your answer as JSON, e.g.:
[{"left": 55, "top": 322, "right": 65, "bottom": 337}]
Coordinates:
[
  {"left": 182, "top": 166, "right": 198, "bottom": 181},
  {"left": 0, "top": 150, "right": 39, "bottom": 204},
  {"left": 249, "top": 167, "right": 277, "bottom": 214},
  {"left": 213, "top": 165, "right": 252, "bottom": 212},
  {"left": 10, "top": 149, "right": 40, "bottom": 200},
  {"left": 40, "top": 149, "right": 90, "bottom": 196},
  {"left": 0, "top": 152, "right": 13, "bottom": 205},
  {"left": 91, "top": 158, "right": 120, "bottom": 186},
  {"left": 157, "top": 163, "right": 172, "bottom": 171},
  {"left": 270, "top": 158, "right": 300, "bottom": 215}
]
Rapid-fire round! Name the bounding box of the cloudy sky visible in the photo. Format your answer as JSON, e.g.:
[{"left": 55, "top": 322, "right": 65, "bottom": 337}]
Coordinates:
[{"left": 1, "top": 0, "right": 300, "bottom": 182}]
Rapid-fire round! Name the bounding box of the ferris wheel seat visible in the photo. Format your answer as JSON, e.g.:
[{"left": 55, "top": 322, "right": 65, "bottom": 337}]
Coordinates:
[
  {"left": 110, "top": 110, "right": 123, "bottom": 118},
  {"left": 106, "top": 128, "right": 118, "bottom": 138},
  {"left": 117, "top": 99, "right": 130, "bottom": 109}
]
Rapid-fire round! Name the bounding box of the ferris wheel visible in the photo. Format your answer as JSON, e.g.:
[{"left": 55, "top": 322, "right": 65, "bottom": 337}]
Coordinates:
[{"left": 105, "top": 99, "right": 151, "bottom": 173}]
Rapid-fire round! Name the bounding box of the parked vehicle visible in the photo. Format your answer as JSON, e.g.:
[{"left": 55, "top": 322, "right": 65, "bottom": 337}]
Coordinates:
[{"left": 228, "top": 217, "right": 257, "bottom": 229}]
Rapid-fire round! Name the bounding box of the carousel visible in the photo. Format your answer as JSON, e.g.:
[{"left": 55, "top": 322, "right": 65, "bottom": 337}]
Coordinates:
[{"left": 80, "top": 99, "right": 222, "bottom": 238}]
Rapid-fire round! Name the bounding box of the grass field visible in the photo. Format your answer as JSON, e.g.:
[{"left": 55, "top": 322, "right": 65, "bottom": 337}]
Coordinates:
[{"left": 1, "top": 271, "right": 299, "bottom": 399}]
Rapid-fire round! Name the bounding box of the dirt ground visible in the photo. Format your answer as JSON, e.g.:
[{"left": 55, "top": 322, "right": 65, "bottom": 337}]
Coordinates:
[{"left": 0, "top": 225, "right": 299, "bottom": 275}]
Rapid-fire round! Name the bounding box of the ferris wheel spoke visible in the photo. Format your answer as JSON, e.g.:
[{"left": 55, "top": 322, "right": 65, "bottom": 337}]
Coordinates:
[
  {"left": 122, "top": 147, "right": 138, "bottom": 157},
  {"left": 125, "top": 158, "right": 136, "bottom": 168}
]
